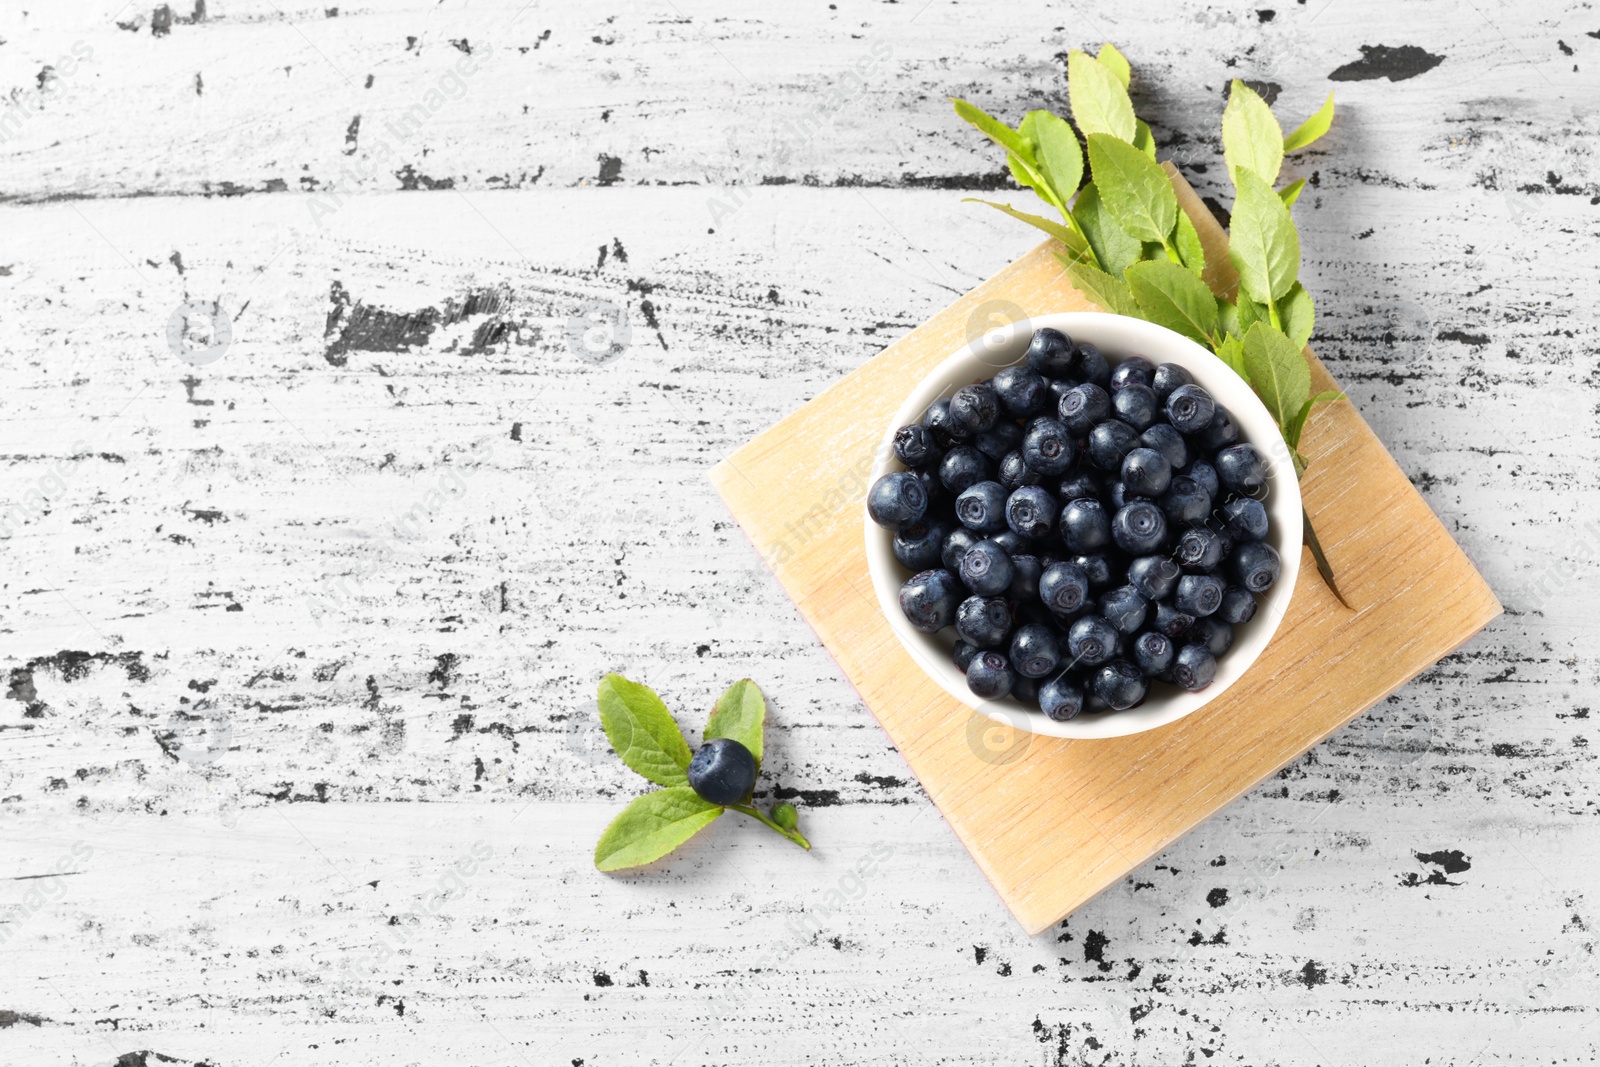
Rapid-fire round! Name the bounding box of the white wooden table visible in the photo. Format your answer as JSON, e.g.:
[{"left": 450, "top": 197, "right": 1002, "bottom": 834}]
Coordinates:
[{"left": 2, "top": 2, "right": 1596, "bottom": 1064}]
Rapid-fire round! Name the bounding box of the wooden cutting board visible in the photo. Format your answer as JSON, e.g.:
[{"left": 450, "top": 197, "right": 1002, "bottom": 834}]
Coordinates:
[{"left": 709, "top": 171, "right": 1501, "bottom": 935}]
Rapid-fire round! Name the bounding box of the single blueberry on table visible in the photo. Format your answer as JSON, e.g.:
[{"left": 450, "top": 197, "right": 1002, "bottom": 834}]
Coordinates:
[
  {"left": 955, "top": 480, "right": 1010, "bottom": 533},
  {"left": 1121, "top": 447, "right": 1173, "bottom": 498},
  {"left": 922, "top": 397, "right": 967, "bottom": 447},
  {"left": 1152, "top": 602, "right": 1194, "bottom": 640},
  {"left": 1058, "top": 383, "right": 1110, "bottom": 436},
  {"left": 1066, "top": 614, "right": 1120, "bottom": 667},
  {"left": 952, "top": 640, "right": 980, "bottom": 673},
  {"left": 1022, "top": 417, "right": 1077, "bottom": 475},
  {"left": 1164, "top": 383, "right": 1216, "bottom": 434},
  {"left": 1006, "top": 484, "right": 1058, "bottom": 540},
  {"left": 1230, "top": 539, "right": 1282, "bottom": 593},
  {"left": 1222, "top": 497, "right": 1270, "bottom": 541},
  {"left": 1131, "top": 631, "right": 1175, "bottom": 676},
  {"left": 939, "top": 445, "right": 990, "bottom": 493},
  {"left": 1007, "top": 553, "right": 1043, "bottom": 603},
  {"left": 1192, "top": 405, "right": 1240, "bottom": 452},
  {"left": 998, "top": 449, "right": 1043, "bottom": 490},
  {"left": 1140, "top": 422, "right": 1189, "bottom": 470},
  {"left": 687, "top": 737, "right": 758, "bottom": 805},
  {"left": 1174, "top": 573, "right": 1226, "bottom": 617},
  {"left": 1111, "top": 383, "right": 1160, "bottom": 432},
  {"left": 1185, "top": 460, "right": 1220, "bottom": 499},
  {"left": 1150, "top": 362, "right": 1194, "bottom": 402},
  {"left": 893, "top": 519, "right": 949, "bottom": 571},
  {"left": 1172, "top": 643, "right": 1218, "bottom": 691},
  {"left": 1087, "top": 419, "right": 1140, "bottom": 472},
  {"left": 973, "top": 419, "right": 1023, "bottom": 460},
  {"left": 1108, "top": 354, "right": 1155, "bottom": 393},
  {"left": 1127, "top": 554, "right": 1181, "bottom": 601},
  {"left": 1175, "top": 526, "right": 1227, "bottom": 573},
  {"left": 940, "top": 526, "right": 980, "bottom": 573},
  {"left": 955, "top": 595, "right": 1013, "bottom": 648},
  {"left": 1068, "top": 551, "right": 1117, "bottom": 591},
  {"left": 898, "top": 568, "right": 963, "bottom": 632},
  {"left": 959, "top": 538, "right": 1015, "bottom": 596},
  {"left": 1039, "top": 676, "right": 1085, "bottom": 722},
  {"left": 1075, "top": 342, "right": 1111, "bottom": 387},
  {"left": 1059, "top": 498, "right": 1111, "bottom": 553},
  {"left": 1010, "top": 623, "right": 1062, "bottom": 678},
  {"left": 1025, "top": 328, "right": 1078, "bottom": 378},
  {"left": 893, "top": 423, "right": 941, "bottom": 468},
  {"left": 1009, "top": 674, "right": 1039, "bottom": 704},
  {"left": 990, "top": 529, "right": 1028, "bottom": 556},
  {"left": 1056, "top": 469, "right": 1103, "bottom": 503},
  {"left": 991, "top": 364, "right": 1050, "bottom": 419},
  {"left": 867, "top": 471, "right": 928, "bottom": 530},
  {"left": 966, "top": 650, "right": 1016, "bottom": 699},
  {"left": 1188, "top": 616, "right": 1234, "bottom": 657},
  {"left": 1039, "top": 560, "right": 1091, "bottom": 617},
  {"left": 1111, "top": 500, "right": 1168, "bottom": 554},
  {"left": 1092, "top": 659, "right": 1148, "bottom": 711},
  {"left": 1215, "top": 444, "right": 1268, "bottom": 496},
  {"left": 1216, "top": 585, "right": 1258, "bottom": 625},
  {"left": 1099, "top": 584, "right": 1149, "bottom": 635},
  {"left": 948, "top": 382, "right": 1000, "bottom": 435}
]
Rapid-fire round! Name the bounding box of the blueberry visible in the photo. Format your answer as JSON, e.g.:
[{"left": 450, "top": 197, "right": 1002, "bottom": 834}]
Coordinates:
[
  {"left": 949, "top": 382, "right": 1000, "bottom": 435},
  {"left": 1188, "top": 616, "right": 1234, "bottom": 657},
  {"left": 953, "top": 640, "right": 980, "bottom": 673},
  {"left": 1112, "top": 383, "right": 1160, "bottom": 432},
  {"left": 998, "top": 449, "right": 1043, "bottom": 490},
  {"left": 1222, "top": 497, "right": 1269, "bottom": 541},
  {"left": 922, "top": 397, "right": 967, "bottom": 447},
  {"left": 959, "top": 538, "right": 1015, "bottom": 596},
  {"left": 1059, "top": 498, "right": 1111, "bottom": 553},
  {"left": 1082, "top": 687, "right": 1110, "bottom": 713},
  {"left": 1106, "top": 480, "right": 1136, "bottom": 511},
  {"left": 893, "top": 424, "right": 942, "bottom": 468},
  {"left": 1010, "top": 674, "right": 1039, "bottom": 704},
  {"left": 1172, "top": 644, "right": 1217, "bottom": 691},
  {"left": 966, "top": 650, "right": 1016, "bottom": 699},
  {"left": 1025, "top": 328, "right": 1077, "bottom": 378},
  {"left": 1215, "top": 444, "right": 1268, "bottom": 496},
  {"left": 910, "top": 467, "right": 942, "bottom": 510},
  {"left": 893, "top": 519, "right": 950, "bottom": 571},
  {"left": 955, "top": 595, "right": 1012, "bottom": 648},
  {"left": 1186, "top": 460, "right": 1220, "bottom": 499},
  {"left": 1111, "top": 501, "right": 1168, "bottom": 554},
  {"left": 867, "top": 471, "right": 928, "bottom": 530},
  {"left": 1039, "top": 561, "right": 1091, "bottom": 616},
  {"left": 1068, "top": 552, "right": 1117, "bottom": 591},
  {"left": 955, "top": 480, "right": 1009, "bottom": 533},
  {"left": 1152, "top": 602, "right": 1194, "bottom": 639},
  {"left": 1230, "top": 540, "right": 1282, "bottom": 593},
  {"left": 1092, "top": 659, "right": 1147, "bottom": 710},
  {"left": 1150, "top": 362, "right": 1195, "bottom": 402},
  {"left": 991, "top": 529, "right": 1028, "bottom": 556},
  {"left": 1075, "top": 342, "right": 1111, "bottom": 387},
  {"left": 939, "top": 445, "right": 990, "bottom": 493},
  {"left": 1099, "top": 585, "right": 1149, "bottom": 635},
  {"left": 898, "top": 568, "right": 964, "bottom": 632},
  {"left": 991, "top": 365, "right": 1050, "bottom": 419},
  {"left": 1127, "top": 555, "right": 1181, "bottom": 601},
  {"left": 1159, "top": 475, "right": 1211, "bottom": 526},
  {"left": 940, "top": 526, "right": 981, "bottom": 573},
  {"left": 1131, "top": 631, "right": 1175, "bottom": 676},
  {"left": 1005, "top": 484, "right": 1058, "bottom": 540},
  {"left": 1022, "top": 417, "right": 1077, "bottom": 475},
  {"left": 1058, "top": 383, "right": 1110, "bottom": 436},
  {"left": 1139, "top": 423, "right": 1189, "bottom": 470},
  {"left": 687, "top": 738, "right": 758, "bottom": 805},
  {"left": 1008, "top": 553, "right": 1043, "bottom": 602},
  {"left": 1175, "top": 526, "right": 1227, "bottom": 573},
  {"left": 1046, "top": 378, "right": 1079, "bottom": 411},
  {"left": 1056, "top": 469, "right": 1103, "bottom": 502},
  {"left": 1066, "top": 614, "right": 1120, "bottom": 667},
  {"left": 1164, "top": 384, "right": 1216, "bottom": 434},
  {"left": 1121, "top": 447, "right": 1173, "bottom": 498},
  {"left": 974, "top": 419, "right": 1023, "bottom": 460},
  {"left": 1217, "top": 586, "right": 1258, "bottom": 625},
  {"left": 1009, "top": 623, "right": 1062, "bottom": 678},
  {"left": 1174, "top": 573, "right": 1225, "bottom": 617},
  {"left": 1039, "top": 676, "right": 1085, "bottom": 721},
  {"left": 1108, "top": 355, "right": 1155, "bottom": 393},
  {"left": 1192, "top": 405, "right": 1240, "bottom": 452},
  {"left": 1087, "top": 420, "right": 1140, "bottom": 471}
]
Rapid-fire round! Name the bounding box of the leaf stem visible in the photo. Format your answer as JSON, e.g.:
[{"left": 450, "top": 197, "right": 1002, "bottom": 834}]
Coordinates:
[
  {"left": 728, "top": 803, "right": 811, "bottom": 850},
  {"left": 1161, "top": 238, "right": 1182, "bottom": 265}
]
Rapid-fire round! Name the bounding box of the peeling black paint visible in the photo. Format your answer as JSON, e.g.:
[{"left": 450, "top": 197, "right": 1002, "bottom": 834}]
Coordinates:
[{"left": 1330, "top": 44, "right": 1445, "bottom": 82}]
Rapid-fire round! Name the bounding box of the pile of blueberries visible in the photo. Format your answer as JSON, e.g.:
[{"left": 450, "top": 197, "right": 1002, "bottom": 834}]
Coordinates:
[{"left": 867, "top": 328, "right": 1281, "bottom": 722}]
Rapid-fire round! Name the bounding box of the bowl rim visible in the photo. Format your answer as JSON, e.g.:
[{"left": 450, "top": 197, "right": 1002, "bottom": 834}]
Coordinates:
[{"left": 864, "top": 311, "right": 1302, "bottom": 740}]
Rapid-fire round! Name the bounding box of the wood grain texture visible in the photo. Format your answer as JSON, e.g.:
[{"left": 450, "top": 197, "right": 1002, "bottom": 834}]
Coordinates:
[{"left": 2, "top": 0, "right": 1598, "bottom": 1063}]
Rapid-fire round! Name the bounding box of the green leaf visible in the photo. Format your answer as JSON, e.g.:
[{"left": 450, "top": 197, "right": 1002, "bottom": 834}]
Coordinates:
[
  {"left": 1222, "top": 79, "right": 1284, "bottom": 187},
  {"left": 1278, "top": 177, "right": 1306, "bottom": 208},
  {"left": 1283, "top": 92, "right": 1336, "bottom": 153},
  {"left": 1175, "top": 209, "right": 1206, "bottom": 278},
  {"left": 1215, "top": 334, "right": 1247, "bottom": 378},
  {"left": 1302, "top": 507, "right": 1352, "bottom": 609},
  {"left": 1132, "top": 119, "right": 1157, "bottom": 158},
  {"left": 952, "top": 98, "right": 1033, "bottom": 163},
  {"left": 964, "top": 198, "right": 1088, "bottom": 258},
  {"left": 704, "top": 679, "right": 765, "bottom": 767},
  {"left": 1236, "top": 290, "right": 1270, "bottom": 336},
  {"left": 1073, "top": 182, "right": 1142, "bottom": 275},
  {"left": 1060, "top": 257, "right": 1142, "bottom": 318},
  {"left": 1285, "top": 389, "right": 1345, "bottom": 452},
  {"left": 1028, "top": 110, "right": 1084, "bottom": 201},
  {"left": 1125, "top": 259, "right": 1219, "bottom": 345},
  {"left": 1086, "top": 133, "right": 1178, "bottom": 245},
  {"left": 1279, "top": 283, "right": 1315, "bottom": 349},
  {"left": 1228, "top": 167, "right": 1301, "bottom": 304},
  {"left": 1068, "top": 50, "right": 1136, "bottom": 142},
  {"left": 1242, "top": 322, "right": 1312, "bottom": 431},
  {"left": 594, "top": 786, "right": 723, "bottom": 871},
  {"left": 596, "top": 673, "right": 692, "bottom": 787},
  {"left": 1096, "top": 42, "right": 1132, "bottom": 89}
]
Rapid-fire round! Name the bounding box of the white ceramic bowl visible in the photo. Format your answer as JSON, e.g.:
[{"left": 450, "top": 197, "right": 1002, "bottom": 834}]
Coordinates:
[{"left": 865, "top": 312, "right": 1301, "bottom": 739}]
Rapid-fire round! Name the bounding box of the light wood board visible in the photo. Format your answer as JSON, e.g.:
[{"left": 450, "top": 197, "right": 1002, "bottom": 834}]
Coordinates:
[{"left": 710, "top": 172, "right": 1502, "bottom": 935}]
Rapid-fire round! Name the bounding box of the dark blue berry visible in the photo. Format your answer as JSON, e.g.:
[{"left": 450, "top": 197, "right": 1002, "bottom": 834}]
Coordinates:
[
  {"left": 1150, "top": 362, "right": 1194, "bottom": 402},
  {"left": 940, "top": 526, "right": 980, "bottom": 573},
  {"left": 1106, "top": 480, "right": 1135, "bottom": 510},
  {"left": 1009, "top": 623, "right": 1062, "bottom": 678},
  {"left": 893, "top": 519, "right": 950, "bottom": 571},
  {"left": 966, "top": 650, "right": 1016, "bottom": 699},
  {"left": 1164, "top": 384, "right": 1216, "bottom": 434},
  {"left": 1058, "top": 383, "right": 1110, "bottom": 436},
  {"left": 1056, "top": 469, "right": 1103, "bottom": 502},
  {"left": 1215, "top": 444, "right": 1268, "bottom": 496},
  {"left": 1111, "top": 501, "right": 1168, "bottom": 554},
  {"left": 893, "top": 424, "right": 942, "bottom": 468},
  {"left": 867, "top": 471, "right": 928, "bottom": 530},
  {"left": 991, "top": 365, "right": 1050, "bottom": 418},
  {"left": 1229, "top": 539, "right": 1282, "bottom": 593},
  {"left": 953, "top": 640, "right": 980, "bottom": 673},
  {"left": 949, "top": 382, "right": 999, "bottom": 435},
  {"left": 1025, "top": 328, "right": 1077, "bottom": 378},
  {"left": 1099, "top": 585, "right": 1148, "bottom": 635},
  {"left": 1087, "top": 420, "right": 1140, "bottom": 471},
  {"left": 955, "top": 480, "right": 1009, "bottom": 533},
  {"left": 922, "top": 397, "right": 967, "bottom": 447},
  {"left": 1075, "top": 342, "right": 1111, "bottom": 387},
  {"left": 1066, "top": 614, "right": 1119, "bottom": 667},
  {"left": 955, "top": 595, "right": 1012, "bottom": 648},
  {"left": 911, "top": 467, "right": 942, "bottom": 510},
  {"left": 1174, "top": 573, "right": 1225, "bottom": 617},
  {"left": 1006, "top": 485, "right": 1058, "bottom": 540},
  {"left": 1222, "top": 497, "right": 1269, "bottom": 541},
  {"left": 1152, "top": 602, "right": 1194, "bottom": 639},
  {"left": 1175, "top": 526, "right": 1227, "bottom": 573},
  {"left": 998, "top": 449, "right": 1043, "bottom": 490},
  {"left": 991, "top": 530, "right": 1028, "bottom": 556},
  {"left": 1192, "top": 405, "right": 1240, "bottom": 452},
  {"left": 1131, "top": 631, "right": 1175, "bottom": 676},
  {"left": 1188, "top": 616, "right": 1234, "bottom": 657},
  {"left": 1092, "top": 659, "right": 1147, "bottom": 710},
  {"left": 1127, "top": 555, "right": 1181, "bottom": 601},
  {"left": 1120, "top": 447, "right": 1173, "bottom": 498},
  {"left": 687, "top": 738, "right": 757, "bottom": 805},
  {"left": 939, "top": 445, "right": 990, "bottom": 493},
  {"left": 1217, "top": 586, "right": 1258, "bottom": 625},
  {"left": 1008, "top": 554, "right": 1043, "bottom": 602},
  {"left": 1108, "top": 355, "right": 1155, "bottom": 393},
  {"left": 1039, "top": 561, "right": 1091, "bottom": 616},
  {"left": 898, "top": 569, "right": 963, "bottom": 632},
  {"left": 1186, "top": 460, "right": 1220, "bottom": 499},
  {"left": 1112, "top": 383, "right": 1160, "bottom": 432},
  {"left": 1059, "top": 498, "right": 1111, "bottom": 553},
  {"left": 1068, "top": 552, "right": 1117, "bottom": 591},
  {"left": 1010, "top": 674, "right": 1039, "bottom": 704},
  {"left": 1140, "top": 423, "right": 1189, "bottom": 470},
  {"left": 959, "top": 538, "right": 1015, "bottom": 596},
  {"left": 1172, "top": 644, "right": 1217, "bottom": 691},
  {"left": 973, "top": 419, "right": 1023, "bottom": 460},
  {"left": 1039, "top": 676, "right": 1085, "bottom": 721},
  {"left": 1083, "top": 687, "right": 1110, "bottom": 713},
  {"left": 1022, "top": 417, "right": 1076, "bottom": 475}
]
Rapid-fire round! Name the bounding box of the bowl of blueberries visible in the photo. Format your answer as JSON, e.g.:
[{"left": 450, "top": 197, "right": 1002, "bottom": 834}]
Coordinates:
[{"left": 864, "top": 312, "right": 1301, "bottom": 739}]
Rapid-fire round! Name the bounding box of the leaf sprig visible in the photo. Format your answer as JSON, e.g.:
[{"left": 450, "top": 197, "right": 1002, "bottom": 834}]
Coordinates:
[
  {"left": 593, "top": 674, "right": 809, "bottom": 871},
  {"left": 953, "top": 50, "right": 1350, "bottom": 599}
]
